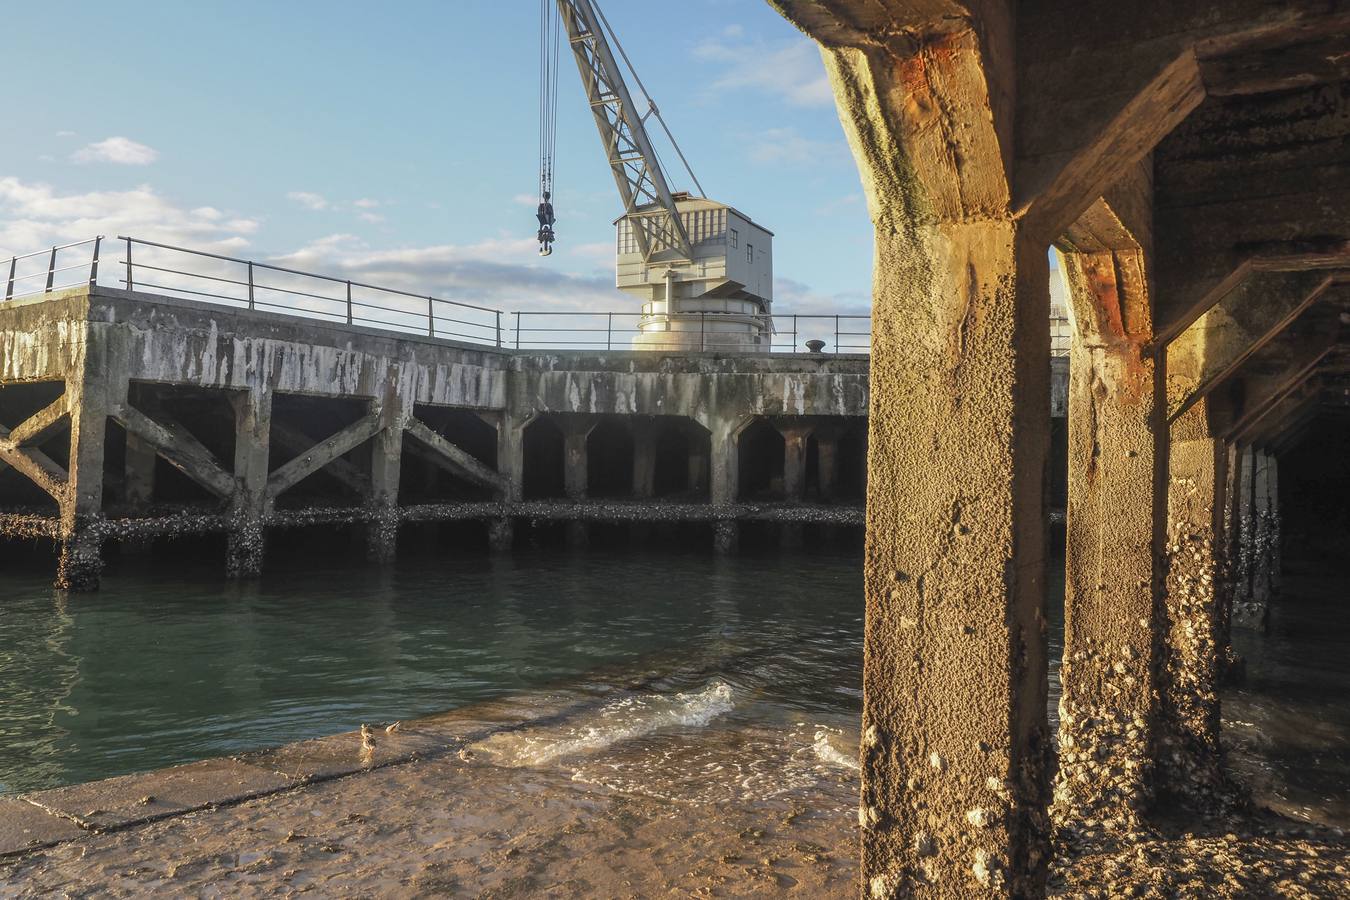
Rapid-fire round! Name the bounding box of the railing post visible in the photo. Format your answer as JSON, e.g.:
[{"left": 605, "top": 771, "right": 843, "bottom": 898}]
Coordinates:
[
  {"left": 4, "top": 255, "right": 15, "bottom": 301},
  {"left": 496, "top": 310, "right": 502, "bottom": 348},
  {"left": 45, "top": 246, "right": 57, "bottom": 292},
  {"left": 514, "top": 312, "right": 521, "bottom": 350},
  {"left": 607, "top": 312, "right": 613, "bottom": 351},
  {"left": 247, "top": 261, "right": 255, "bottom": 310},
  {"left": 834, "top": 314, "right": 840, "bottom": 354},
  {"left": 793, "top": 315, "right": 798, "bottom": 352},
  {"left": 700, "top": 311, "right": 706, "bottom": 351},
  {"left": 428, "top": 296, "right": 435, "bottom": 338},
  {"left": 89, "top": 236, "right": 102, "bottom": 287},
  {"left": 346, "top": 281, "right": 353, "bottom": 324},
  {"left": 125, "top": 237, "right": 134, "bottom": 292}
]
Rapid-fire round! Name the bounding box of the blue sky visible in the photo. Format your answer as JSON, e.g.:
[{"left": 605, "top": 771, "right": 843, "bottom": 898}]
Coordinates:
[{"left": 0, "top": 1, "right": 873, "bottom": 314}]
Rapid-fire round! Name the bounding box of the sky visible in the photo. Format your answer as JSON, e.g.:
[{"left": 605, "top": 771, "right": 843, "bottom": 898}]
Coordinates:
[{"left": 0, "top": 1, "right": 874, "bottom": 316}]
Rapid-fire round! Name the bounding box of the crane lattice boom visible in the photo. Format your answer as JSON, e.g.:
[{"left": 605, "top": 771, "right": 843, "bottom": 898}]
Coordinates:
[{"left": 555, "top": 0, "right": 694, "bottom": 263}]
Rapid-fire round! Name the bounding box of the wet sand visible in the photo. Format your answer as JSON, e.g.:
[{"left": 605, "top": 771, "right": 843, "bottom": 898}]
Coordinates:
[{"left": 4, "top": 690, "right": 1350, "bottom": 898}]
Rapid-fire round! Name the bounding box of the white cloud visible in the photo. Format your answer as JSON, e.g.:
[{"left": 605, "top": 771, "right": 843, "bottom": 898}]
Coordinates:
[
  {"left": 354, "top": 198, "right": 380, "bottom": 209},
  {"left": 54, "top": 130, "right": 76, "bottom": 139},
  {"left": 0, "top": 177, "right": 257, "bottom": 259},
  {"left": 566, "top": 241, "right": 612, "bottom": 265},
  {"left": 746, "top": 127, "right": 842, "bottom": 166},
  {"left": 773, "top": 276, "right": 871, "bottom": 316},
  {"left": 358, "top": 211, "right": 385, "bottom": 224},
  {"left": 269, "top": 234, "right": 621, "bottom": 312},
  {"left": 287, "top": 191, "right": 331, "bottom": 211},
  {"left": 0, "top": 177, "right": 626, "bottom": 317},
  {"left": 512, "top": 193, "right": 539, "bottom": 207},
  {"left": 694, "top": 36, "right": 832, "bottom": 108},
  {"left": 71, "top": 136, "right": 160, "bottom": 166}
]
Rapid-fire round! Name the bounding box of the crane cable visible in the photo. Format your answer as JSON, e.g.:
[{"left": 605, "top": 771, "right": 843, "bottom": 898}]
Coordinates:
[{"left": 537, "top": 0, "right": 561, "bottom": 255}]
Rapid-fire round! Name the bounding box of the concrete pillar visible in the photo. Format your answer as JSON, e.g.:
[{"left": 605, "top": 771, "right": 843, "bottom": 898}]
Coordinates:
[
  {"left": 1158, "top": 401, "right": 1236, "bottom": 810},
  {"left": 496, "top": 411, "right": 527, "bottom": 503},
  {"left": 1231, "top": 445, "right": 1255, "bottom": 616},
  {"left": 1056, "top": 250, "right": 1163, "bottom": 831},
  {"left": 779, "top": 424, "right": 810, "bottom": 502},
  {"left": 366, "top": 371, "right": 410, "bottom": 564},
  {"left": 562, "top": 416, "right": 596, "bottom": 549},
  {"left": 632, "top": 418, "right": 657, "bottom": 499},
  {"left": 57, "top": 342, "right": 126, "bottom": 591},
  {"left": 125, "top": 434, "right": 156, "bottom": 511},
  {"left": 816, "top": 432, "right": 840, "bottom": 502},
  {"left": 1231, "top": 446, "right": 1268, "bottom": 628},
  {"left": 778, "top": 424, "right": 810, "bottom": 551},
  {"left": 226, "top": 387, "right": 272, "bottom": 579},
  {"left": 1249, "top": 449, "right": 1274, "bottom": 615},
  {"left": 687, "top": 435, "right": 710, "bottom": 498},
  {"left": 121, "top": 433, "right": 157, "bottom": 555},
  {"left": 708, "top": 417, "right": 742, "bottom": 554},
  {"left": 857, "top": 224, "right": 1051, "bottom": 896}
]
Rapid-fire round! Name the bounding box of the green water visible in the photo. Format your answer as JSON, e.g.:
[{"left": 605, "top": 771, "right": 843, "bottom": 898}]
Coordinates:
[
  {"left": 0, "top": 549, "right": 865, "bottom": 795},
  {"left": 1, "top": 546, "right": 1345, "bottom": 829}
]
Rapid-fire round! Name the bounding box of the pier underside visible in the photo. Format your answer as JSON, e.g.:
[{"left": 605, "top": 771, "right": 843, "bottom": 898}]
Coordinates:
[{"left": 767, "top": 0, "right": 1350, "bottom": 896}]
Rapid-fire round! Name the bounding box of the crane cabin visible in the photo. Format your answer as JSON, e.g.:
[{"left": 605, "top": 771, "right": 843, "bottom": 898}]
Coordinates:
[
  {"left": 539, "top": 0, "right": 777, "bottom": 353},
  {"left": 617, "top": 195, "right": 774, "bottom": 352}
]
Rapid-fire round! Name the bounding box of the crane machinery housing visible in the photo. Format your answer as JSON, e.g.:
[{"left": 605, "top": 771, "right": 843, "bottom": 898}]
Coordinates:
[{"left": 540, "top": 0, "right": 774, "bottom": 352}]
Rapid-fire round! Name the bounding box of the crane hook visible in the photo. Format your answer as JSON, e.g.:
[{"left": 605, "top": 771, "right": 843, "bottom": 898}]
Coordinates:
[{"left": 536, "top": 191, "right": 556, "bottom": 256}]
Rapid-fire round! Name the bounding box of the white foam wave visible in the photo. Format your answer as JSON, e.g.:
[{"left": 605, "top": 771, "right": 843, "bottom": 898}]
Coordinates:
[
  {"left": 813, "top": 730, "right": 861, "bottom": 771},
  {"left": 472, "top": 681, "right": 736, "bottom": 767}
]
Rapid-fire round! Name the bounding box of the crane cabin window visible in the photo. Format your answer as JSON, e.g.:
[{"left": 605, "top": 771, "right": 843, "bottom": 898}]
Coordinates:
[{"left": 730, "top": 229, "right": 738, "bottom": 249}]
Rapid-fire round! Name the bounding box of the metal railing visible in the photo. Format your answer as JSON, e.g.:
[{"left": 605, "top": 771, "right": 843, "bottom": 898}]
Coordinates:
[
  {"left": 3, "top": 237, "right": 104, "bottom": 300},
  {"left": 509, "top": 310, "right": 871, "bottom": 353},
  {"left": 114, "top": 236, "right": 503, "bottom": 345},
  {"left": 1, "top": 236, "right": 877, "bottom": 353}
]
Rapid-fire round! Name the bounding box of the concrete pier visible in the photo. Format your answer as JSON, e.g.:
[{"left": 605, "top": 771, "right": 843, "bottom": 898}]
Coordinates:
[{"left": 0, "top": 286, "right": 887, "bottom": 586}]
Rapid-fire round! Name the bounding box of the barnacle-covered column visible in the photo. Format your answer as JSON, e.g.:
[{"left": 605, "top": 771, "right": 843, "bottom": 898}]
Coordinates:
[
  {"left": 226, "top": 386, "right": 273, "bottom": 578},
  {"left": 1054, "top": 247, "right": 1163, "bottom": 833},
  {"left": 1158, "top": 401, "right": 1239, "bottom": 810}
]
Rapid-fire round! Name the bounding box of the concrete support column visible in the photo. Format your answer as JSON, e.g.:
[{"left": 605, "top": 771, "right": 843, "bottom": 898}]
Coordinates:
[
  {"left": 779, "top": 425, "right": 811, "bottom": 502},
  {"left": 57, "top": 340, "right": 126, "bottom": 591},
  {"left": 1231, "top": 446, "right": 1266, "bottom": 628},
  {"left": 688, "top": 423, "right": 711, "bottom": 498},
  {"left": 1159, "top": 401, "right": 1237, "bottom": 810},
  {"left": 1231, "top": 446, "right": 1255, "bottom": 617},
  {"left": 708, "top": 416, "right": 742, "bottom": 554},
  {"left": 495, "top": 411, "right": 527, "bottom": 504},
  {"left": 489, "top": 410, "right": 525, "bottom": 553},
  {"left": 367, "top": 371, "right": 411, "bottom": 564},
  {"left": 779, "top": 424, "right": 811, "bottom": 552},
  {"left": 226, "top": 387, "right": 273, "bottom": 579},
  {"left": 125, "top": 434, "right": 156, "bottom": 511},
  {"left": 562, "top": 416, "right": 596, "bottom": 549},
  {"left": 1056, "top": 250, "right": 1163, "bottom": 831},
  {"left": 816, "top": 432, "right": 840, "bottom": 502},
  {"left": 856, "top": 224, "right": 1051, "bottom": 893},
  {"left": 632, "top": 418, "right": 657, "bottom": 499},
  {"left": 121, "top": 433, "right": 157, "bottom": 555}
]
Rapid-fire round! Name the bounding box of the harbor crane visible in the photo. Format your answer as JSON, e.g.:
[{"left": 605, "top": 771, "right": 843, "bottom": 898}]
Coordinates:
[{"left": 537, "top": 0, "right": 774, "bottom": 351}]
